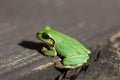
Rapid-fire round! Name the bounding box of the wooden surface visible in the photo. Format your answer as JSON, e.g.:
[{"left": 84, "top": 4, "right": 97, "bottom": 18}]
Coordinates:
[{"left": 0, "top": 0, "right": 120, "bottom": 80}]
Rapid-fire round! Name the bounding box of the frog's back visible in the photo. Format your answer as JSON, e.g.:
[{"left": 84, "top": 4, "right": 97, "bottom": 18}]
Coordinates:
[{"left": 49, "top": 29, "right": 90, "bottom": 57}]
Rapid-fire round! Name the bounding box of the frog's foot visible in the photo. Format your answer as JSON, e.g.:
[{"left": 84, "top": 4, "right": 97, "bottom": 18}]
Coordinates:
[
  {"left": 52, "top": 59, "right": 65, "bottom": 69},
  {"left": 62, "top": 64, "right": 83, "bottom": 69},
  {"left": 52, "top": 59, "right": 82, "bottom": 69}
]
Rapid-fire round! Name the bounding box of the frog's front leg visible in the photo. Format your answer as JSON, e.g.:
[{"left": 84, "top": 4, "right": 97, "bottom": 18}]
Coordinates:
[{"left": 41, "top": 47, "right": 57, "bottom": 56}]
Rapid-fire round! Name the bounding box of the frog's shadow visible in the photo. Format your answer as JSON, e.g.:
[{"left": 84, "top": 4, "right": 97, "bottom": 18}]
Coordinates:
[
  {"left": 18, "top": 40, "right": 65, "bottom": 58},
  {"left": 18, "top": 40, "right": 46, "bottom": 54}
]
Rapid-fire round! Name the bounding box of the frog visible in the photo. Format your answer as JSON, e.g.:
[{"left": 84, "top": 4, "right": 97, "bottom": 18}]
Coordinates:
[{"left": 36, "top": 25, "right": 91, "bottom": 69}]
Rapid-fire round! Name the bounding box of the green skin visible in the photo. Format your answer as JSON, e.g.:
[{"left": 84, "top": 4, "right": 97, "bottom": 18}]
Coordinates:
[{"left": 36, "top": 26, "right": 91, "bottom": 67}]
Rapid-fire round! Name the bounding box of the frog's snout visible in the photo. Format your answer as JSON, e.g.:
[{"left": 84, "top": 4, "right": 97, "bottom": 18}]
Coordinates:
[{"left": 36, "top": 32, "right": 40, "bottom": 39}]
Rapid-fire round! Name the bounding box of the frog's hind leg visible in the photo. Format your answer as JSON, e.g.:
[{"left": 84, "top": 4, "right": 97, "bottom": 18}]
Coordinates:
[
  {"left": 52, "top": 58, "right": 83, "bottom": 69},
  {"left": 63, "top": 54, "right": 89, "bottom": 67}
]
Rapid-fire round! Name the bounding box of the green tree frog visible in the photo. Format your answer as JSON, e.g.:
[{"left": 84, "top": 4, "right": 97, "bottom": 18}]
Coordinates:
[{"left": 36, "top": 26, "right": 91, "bottom": 69}]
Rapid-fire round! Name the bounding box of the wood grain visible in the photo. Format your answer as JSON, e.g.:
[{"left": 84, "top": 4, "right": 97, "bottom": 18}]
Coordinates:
[{"left": 0, "top": 0, "right": 120, "bottom": 80}]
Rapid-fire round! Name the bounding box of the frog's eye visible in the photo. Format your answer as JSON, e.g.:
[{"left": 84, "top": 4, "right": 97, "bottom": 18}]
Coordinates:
[{"left": 42, "top": 33, "right": 49, "bottom": 39}]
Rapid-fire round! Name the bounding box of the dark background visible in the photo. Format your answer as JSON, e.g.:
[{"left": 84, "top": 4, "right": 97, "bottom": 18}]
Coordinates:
[{"left": 0, "top": 0, "right": 120, "bottom": 80}]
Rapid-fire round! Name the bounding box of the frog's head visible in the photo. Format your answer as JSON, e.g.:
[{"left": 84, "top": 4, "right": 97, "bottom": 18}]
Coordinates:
[{"left": 36, "top": 25, "right": 54, "bottom": 45}]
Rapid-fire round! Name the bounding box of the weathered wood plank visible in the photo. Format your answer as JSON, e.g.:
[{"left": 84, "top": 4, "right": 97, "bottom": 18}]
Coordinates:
[{"left": 0, "top": 0, "right": 120, "bottom": 80}]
